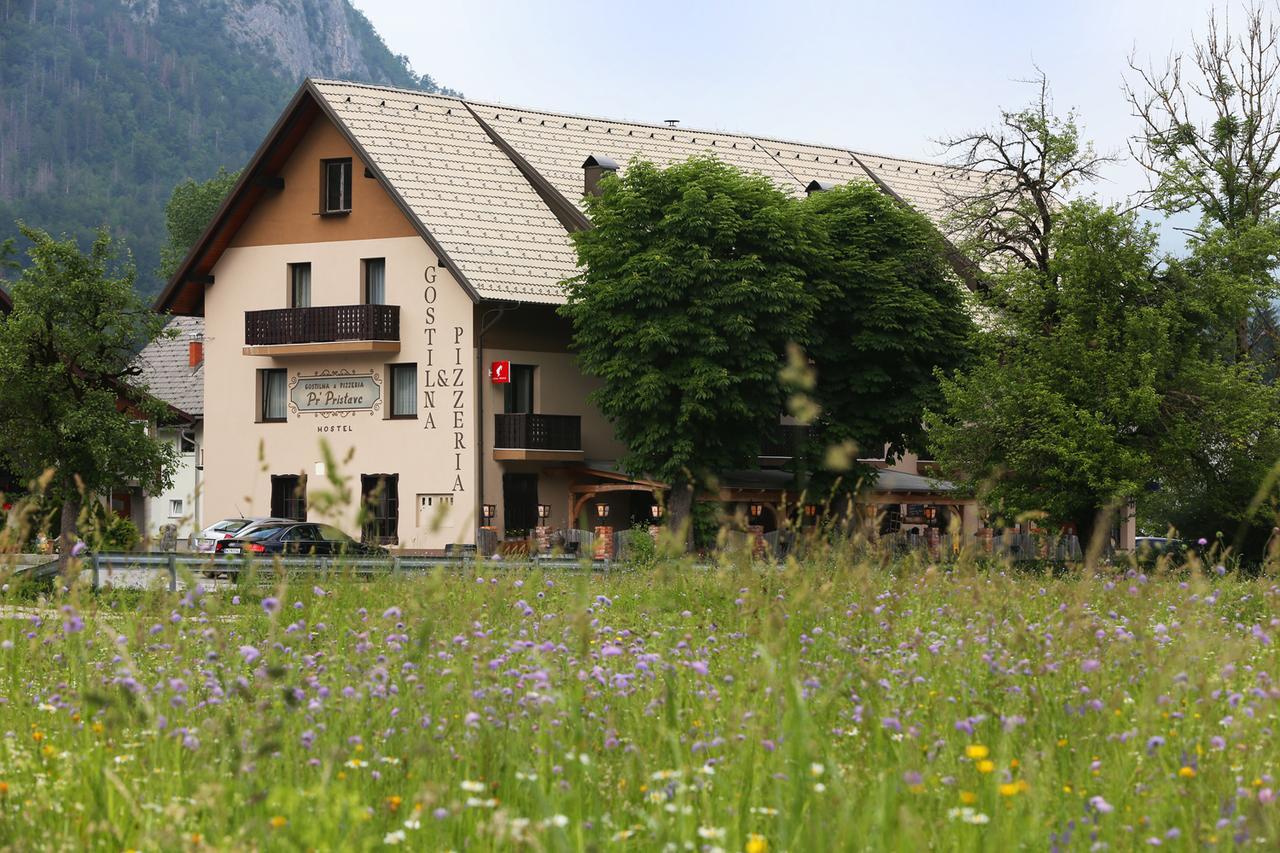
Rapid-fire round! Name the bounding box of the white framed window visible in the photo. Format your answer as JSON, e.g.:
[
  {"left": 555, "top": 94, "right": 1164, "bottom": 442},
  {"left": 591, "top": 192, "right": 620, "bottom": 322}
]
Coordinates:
[
  {"left": 289, "top": 263, "right": 311, "bottom": 308},
  {"left": 389, "top": 363, "right": 416, "bottom": 418},
  {"left": 259, "top": 368, "right": 288, "bottom": 422},
  {"left": 322, "top": 158, "right": 353, "bottom": 214},
  {"left": 364, "top": 258, "right": 386, "bottom": 304},
  {"left": 169, "top": 499, "right": 183, "bottom": 517}
]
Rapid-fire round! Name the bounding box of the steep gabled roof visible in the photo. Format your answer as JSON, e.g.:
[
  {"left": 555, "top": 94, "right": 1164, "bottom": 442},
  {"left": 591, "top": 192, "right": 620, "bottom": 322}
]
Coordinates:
[
  {"left": 132, "top": 317, "right": 204, "bottom": 419},
  {"left": 157, "top": 79, "right": 986, "bottom": 314}
]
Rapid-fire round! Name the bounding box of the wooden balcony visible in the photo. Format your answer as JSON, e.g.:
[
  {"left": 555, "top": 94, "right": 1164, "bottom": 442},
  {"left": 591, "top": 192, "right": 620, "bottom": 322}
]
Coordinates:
[
  {"left": 493, "top": 413, "right": 583, "bottom": 462},
  {"left": 243, "top": 304, "right": 400, "bottom": 356}
]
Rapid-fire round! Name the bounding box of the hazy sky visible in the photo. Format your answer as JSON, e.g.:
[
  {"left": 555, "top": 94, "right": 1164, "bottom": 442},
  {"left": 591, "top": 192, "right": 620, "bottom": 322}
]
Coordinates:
[{"left": 352, "top": 0, "right": 1231, "bottom": 247}]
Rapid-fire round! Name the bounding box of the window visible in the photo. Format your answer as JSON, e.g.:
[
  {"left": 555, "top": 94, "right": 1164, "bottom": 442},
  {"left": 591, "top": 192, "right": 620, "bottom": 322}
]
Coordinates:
[
  {"left": 289, "top": 263, "right": 311, "bottom": 308},
  {"left": 179, "top": 430, "right": 196, "bottom": 454},
  {"left": 364, "top": 258, "right": 386, "bottom": 304},
  {"left": 322, "top": 158, "right": 353, "bottom": 214},
  {"left": 389, "top": 363, "right": 416, "bottom": 418},
  {"left": 259, "top": 369, "right": 288, "bottom": 422},
  {"left": 168, "top": 499, "right": 183, "bottom": 517},
  {"left": 361, "top": 474, "right": 399, "bottom": 544},
  {"left": 503, "top": 364, "right": 535, "bottom": 414},
  {"left": 270, "top": 474, "right": 307, "bottom": 521}
]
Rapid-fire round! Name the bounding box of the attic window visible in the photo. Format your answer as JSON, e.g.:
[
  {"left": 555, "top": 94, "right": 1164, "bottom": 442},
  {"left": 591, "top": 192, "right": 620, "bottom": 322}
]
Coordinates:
[{"left": 321, "top": 158, "right": 352, "bottom": 215}]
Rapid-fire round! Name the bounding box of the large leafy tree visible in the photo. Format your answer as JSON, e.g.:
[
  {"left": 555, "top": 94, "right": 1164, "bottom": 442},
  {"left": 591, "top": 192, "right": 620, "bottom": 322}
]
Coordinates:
[
  {"left": 800, "top": 183, "right": 974, "bottom": 493},
  {"left": 0, "top": 226, "right": 176, "bottom": 566},
  {"left": 561, "top": 158, "right": 815, "bottom": 534},
  {"left": 1126, "top": 6, "right": 1280, "bottom": 364},
  {"left": 158, "top": 168, "right": 241, "bottom": 282}
]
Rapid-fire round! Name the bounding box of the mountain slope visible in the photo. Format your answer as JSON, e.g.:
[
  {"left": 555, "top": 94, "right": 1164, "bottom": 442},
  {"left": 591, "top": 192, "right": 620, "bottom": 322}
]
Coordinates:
[{"left": 0, "top": 0, "right": 457, "bottom": 295}]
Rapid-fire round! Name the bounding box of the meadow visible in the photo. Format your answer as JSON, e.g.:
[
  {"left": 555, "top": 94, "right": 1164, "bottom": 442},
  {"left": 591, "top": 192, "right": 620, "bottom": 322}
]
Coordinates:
[{"left": 1, "top": 553, "right": 1278, "bottom": 851}]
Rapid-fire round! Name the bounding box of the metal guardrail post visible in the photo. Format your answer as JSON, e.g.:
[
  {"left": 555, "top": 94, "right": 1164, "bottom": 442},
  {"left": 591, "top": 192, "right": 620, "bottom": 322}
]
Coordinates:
[
  {"left": 167, "top": 553, "right": 177, "bottom": 592},
  {"left": 91, "top": 552, "right": 100, "bottom": 591},
  {"left": 391, "top": 556, "right": 401, "bottom": 576}
]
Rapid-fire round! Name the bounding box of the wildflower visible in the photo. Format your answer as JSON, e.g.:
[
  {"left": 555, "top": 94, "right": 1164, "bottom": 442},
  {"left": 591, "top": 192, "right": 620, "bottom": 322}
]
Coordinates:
[
  {"left": 813, "top": 782, "right": 827, "bottom": 793},
  {"left": 1259, "top": 789, "right": 1275, "bottom": 805},
  {"left": 269, "top": 816, "right": 287, "bottom": 829},
  {"left": 460, "top": 780, "right": 485, "bottom": 793},
  {"left": 959, "top": 791, "right": 977, "bottom": 804},
  {"left": 1089, "top": 795, "right": 1114, "bottom": 814},
  {"left": 383, "top": 830, "right": 406, "bottom": 845},
  {"left": 1081, "top": 659, "right": 1101, "bottom": 673},
  {"left": 697, "top": 826, "right": 726, "bottom": 841},
  {"left": 745, "top": 834, "right": 768, "bottom": 853},
  {"left": 976, "top": 760, "right": 995, "bottom": 774},
  {"left": 549, "top": 814, "right": 569, "bottom": 828},
  {"left": 1178, "top": 766, "right": 1196, "bottom": 779},
  {"left": 999, "top": 782, "right": 1021, "bottom": 797},
  {"left": 239, "top": 645, "right": 261, "bottom": 664},
  {"left": 387, "top": 795, "right": 402, "bottom": 811},
  {"left": 403, "top": 817, "right": 421, "bottom": 829},
  {"left": 965, "top": 744, "right": 989, "bottom": 760},
  {"left": 262, "top": 597, "right": 280, "bottom": 614},
  {"left": 0, "top": 782, "right": 8, "bottom": 796},
  {"left": 809, "top": 762, "right": 825, "bottom": 778}
]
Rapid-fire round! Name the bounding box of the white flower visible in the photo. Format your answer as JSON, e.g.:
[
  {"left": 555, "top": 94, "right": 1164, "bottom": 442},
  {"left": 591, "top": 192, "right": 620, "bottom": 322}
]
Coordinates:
[
  {"left": 697, "top": 764, "right": 716, "bottom": 776},
  {"left": 345, "top": 759, "right": 368, "bottom": 769},
  {"left": 696, "top": 826, "right": 726, "bottom": 841},
  {"left": 810, "top": 762, "right": 825, "bottom": 777},
  {"left": 460, "top": 780, "right": 485, "bottom": 793},
  {"left": 38, "top": 703, "right": 56, "bottom": 712},
  {"left": 403, "top": 818, "right": 421, "bottom": 830},
  {"left": 750, "top": 806, "right": 779, "bottom": 816},
  {"left": 383, "top": 829, "right": 406, "bottom": 845},
  {"left": 515, "top": 770, "right": 539, "bottom": 781},
  {"left": 813, "top": 782, "right": 827, "bottom": 793},
  {"left": 112, "top": 755, "right": 133, "bottom": 765},
  {"left": 549, "top": 814, "right": 569, "bottom": 828},
  {"left": 465, "top": 797, "right": 497, "bottom": 808},
  {"left": 964, "top": 812, "right": 990, "bottom": 825}
]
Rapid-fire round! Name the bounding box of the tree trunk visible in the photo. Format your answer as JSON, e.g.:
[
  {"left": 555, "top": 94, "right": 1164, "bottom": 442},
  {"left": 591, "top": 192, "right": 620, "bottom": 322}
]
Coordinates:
[
  {"left": 57, "top": 491, "right": 80, "bottom": 574},
  {"left": 666, "top": 478, "right": 695, "bottom": 552}
]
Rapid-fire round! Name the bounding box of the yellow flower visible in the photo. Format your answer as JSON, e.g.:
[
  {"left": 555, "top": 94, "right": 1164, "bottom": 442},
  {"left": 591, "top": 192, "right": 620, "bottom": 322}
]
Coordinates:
[
  {"left": 965, "top": 745, "right": 989, "bottom": 760},
  {"left": 745, "top": 834, "right": 768, "bottom": 853},
  {"left": 32, "top": 731, "right": 44, "bottom": 743},
  {"left": 269, "top": 816, "right": 287, "bottom": 829},
  {"left": 959, "top": 790, "right": 977, "bottom": 804},
  {"left": 976, "top": 760, "right": 995, "bottom": 774},
  {"left": 387, "top": 795, "right": 402, "bottom": 812},
  {"left": 190, "top": 833, "right": 202, "bottom": 845},
  {"left": 0, "top": 781, "right": 9, "bottom": 796},
  {"left": 999, "top": 783, "right": 1021, "bottom": 797},
  {"left": 91, "top": 722, "right": 105, "bottom": 735},
  {"left": 1178, "top": 766, "right": 1196, "bottom": 779},
  {"left": 41, "top": 745, "right": 55, "bottom": 758},
  {"left": 1056, "top": 738, "right": 1068, "bottom": 747}
]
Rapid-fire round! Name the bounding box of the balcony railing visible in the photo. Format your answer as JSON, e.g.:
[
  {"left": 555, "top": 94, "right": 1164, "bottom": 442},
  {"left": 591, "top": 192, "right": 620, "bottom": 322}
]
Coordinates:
[
  {"left": 494, "top": 413, "right": 582, "bottom": 452},
  {"left": 759, "top": 425, "right": 811, "bottom": 459},
  {"left": 245, "top": 304, "right": 400, "bottom": 346}
]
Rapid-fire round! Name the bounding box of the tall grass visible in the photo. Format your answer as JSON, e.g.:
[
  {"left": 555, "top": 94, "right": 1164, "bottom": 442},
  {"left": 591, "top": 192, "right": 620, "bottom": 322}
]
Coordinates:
[{"left": 1, "top": 553, "right": 1278, "bottom": 850}]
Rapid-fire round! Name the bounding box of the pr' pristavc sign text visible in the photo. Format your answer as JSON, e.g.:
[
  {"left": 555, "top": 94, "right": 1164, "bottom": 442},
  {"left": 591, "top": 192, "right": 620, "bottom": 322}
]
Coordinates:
[{"left": 290, "top": 372, "right": 381, "bottom": 415}]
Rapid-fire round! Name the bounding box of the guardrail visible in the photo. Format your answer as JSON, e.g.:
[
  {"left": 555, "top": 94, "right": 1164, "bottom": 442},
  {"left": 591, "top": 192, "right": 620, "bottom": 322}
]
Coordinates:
[{"left": 63, "top": 552, "right": 618, "bottom": 591}]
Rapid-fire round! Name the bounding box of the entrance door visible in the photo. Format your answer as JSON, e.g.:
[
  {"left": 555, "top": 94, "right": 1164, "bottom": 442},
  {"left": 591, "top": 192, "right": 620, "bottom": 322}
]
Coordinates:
[{"left": 502, "top": 473, "right": 538, "bottom": 536}]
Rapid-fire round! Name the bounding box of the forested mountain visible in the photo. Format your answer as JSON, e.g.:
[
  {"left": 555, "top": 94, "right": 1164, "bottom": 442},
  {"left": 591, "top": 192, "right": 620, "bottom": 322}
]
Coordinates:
[{"left": 0, "top": 0, "right": 457, "bottom": 296}]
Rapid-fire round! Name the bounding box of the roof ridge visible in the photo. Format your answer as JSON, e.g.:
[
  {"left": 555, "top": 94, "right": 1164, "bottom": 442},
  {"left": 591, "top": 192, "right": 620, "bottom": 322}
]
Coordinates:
[{"left": 309, "top": 78, "right": 976, "bottom": 175}]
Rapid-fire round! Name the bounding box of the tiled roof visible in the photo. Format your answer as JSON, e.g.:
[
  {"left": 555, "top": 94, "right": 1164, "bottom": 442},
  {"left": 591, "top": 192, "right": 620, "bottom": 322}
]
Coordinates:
[
  {"left": 307, "top": 80, "right": 986, "bottom": 305},
  {"left": 133, "top": 317, "right": 204, "bottom": 418}
]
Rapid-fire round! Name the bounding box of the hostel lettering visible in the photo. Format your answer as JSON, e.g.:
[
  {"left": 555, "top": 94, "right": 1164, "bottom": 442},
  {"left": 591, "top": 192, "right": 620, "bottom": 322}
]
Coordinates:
[{"left": 422, "top": 271, "right": 467, "bottom": 492}]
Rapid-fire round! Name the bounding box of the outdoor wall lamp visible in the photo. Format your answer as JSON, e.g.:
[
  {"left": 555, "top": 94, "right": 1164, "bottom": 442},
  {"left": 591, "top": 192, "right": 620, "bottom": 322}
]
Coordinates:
[
  {"left": 482, "top": 504, "right": 495, "bottom": 521},
  {"left": 749, "top": 503, "right": 764, "bottom": 519},
  {"left": 650, "top": 504, "right": 663, "bottom": 520},
  {"left": 537, "top": 503, "right": 551, "bottom": 521},
  {"left": 804, "top": 504, "right": 818, "bottom": 518},
  {"left": 595, "top": 502, "right": 609, "bottom": 520}
]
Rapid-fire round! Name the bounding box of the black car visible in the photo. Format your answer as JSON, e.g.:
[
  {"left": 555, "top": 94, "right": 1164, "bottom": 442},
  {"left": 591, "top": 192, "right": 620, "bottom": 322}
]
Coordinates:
[{"left": 215, "top": 521, "right": 387, "bottom": 557}]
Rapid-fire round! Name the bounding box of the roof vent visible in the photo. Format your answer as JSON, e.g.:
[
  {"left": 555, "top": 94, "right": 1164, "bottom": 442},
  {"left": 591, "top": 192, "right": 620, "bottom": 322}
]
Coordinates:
[
  {"left": 806, "top": 180, "right": 837, "bottom": 195},
  {"left": 664, "top": 119, "right": 679, "bottom": 128},
  {"left": 582, "top": 155, "right": 620, "bottom": 197}
]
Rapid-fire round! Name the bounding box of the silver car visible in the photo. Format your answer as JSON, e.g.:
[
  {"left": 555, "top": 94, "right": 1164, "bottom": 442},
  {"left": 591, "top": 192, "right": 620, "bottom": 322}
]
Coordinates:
[{"left": 195, "top": 517, "right": 293, "bottom": 552}]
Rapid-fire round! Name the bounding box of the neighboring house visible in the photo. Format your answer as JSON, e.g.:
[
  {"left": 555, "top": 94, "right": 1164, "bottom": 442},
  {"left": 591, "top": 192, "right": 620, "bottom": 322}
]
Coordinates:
[
  {"left": 126, "top": 317, "right": 205, "bottom": 546},
  {"left": 155, "top": 79, "right": 983, "bottom": 553}
]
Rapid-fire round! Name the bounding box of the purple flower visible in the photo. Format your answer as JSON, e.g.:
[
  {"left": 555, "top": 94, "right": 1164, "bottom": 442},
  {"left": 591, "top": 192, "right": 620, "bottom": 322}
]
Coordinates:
[
  {"left": 383, "top": 606, "right": 401, "bottom": 620},
  {"left": 262, "top": 597, "right": 280, "bottom": 614},
  {"left": 1089, "top": 796, "right": 1114, "bottom": 814},
  {"left": 70, "top": 540, "right": 87, "bottom": 557},
  {"left": 1081, "top": 659, "right": 1101, "bottom": 673},
  {"left": 239, "top": 645, "right": 261, "bottom": 663},
  {"left": 902, "top": 770, "right": 923, "bottom": 786},
  {"left": 689, "top": 661, "right": 709, "bottom": 676},
  {"left": 1146, "top": 736, "right": 1165, "bottom": 754},
  {"left": 881, "top": 717, "right": 902, "bottom": 733}
]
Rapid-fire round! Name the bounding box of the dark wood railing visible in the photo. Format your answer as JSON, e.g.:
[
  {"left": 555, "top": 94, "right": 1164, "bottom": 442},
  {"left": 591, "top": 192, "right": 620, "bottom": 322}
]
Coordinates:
[
  {"left": 494, "top": 414, "right": 582, "bottom": 451},
  {"left": 245, "top": 305, "right": 400, "bottom": 346},
  {"left": 759, "top": 424, "right": 810, "bottom": 458}
]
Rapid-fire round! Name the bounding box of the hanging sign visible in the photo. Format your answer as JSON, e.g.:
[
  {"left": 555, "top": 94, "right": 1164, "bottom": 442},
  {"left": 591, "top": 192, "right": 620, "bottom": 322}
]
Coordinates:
[{"left": 490, "top": 361, "right": 511, "bottom": 383}]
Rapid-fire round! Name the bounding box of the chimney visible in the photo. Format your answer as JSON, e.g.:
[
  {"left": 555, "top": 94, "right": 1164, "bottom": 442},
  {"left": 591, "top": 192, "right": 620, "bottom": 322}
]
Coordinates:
[
  {"left": 582, "top": 154, "right": 619, "bottom": 197},
  {"left": 664, "top": 119, "right": 679, "bottom": 128},
  {"left": 806, "top": 179, "right": 837, "bottom": 195},
  {"left": 188, "top": 340, "right": 204, "bottom": 368}
]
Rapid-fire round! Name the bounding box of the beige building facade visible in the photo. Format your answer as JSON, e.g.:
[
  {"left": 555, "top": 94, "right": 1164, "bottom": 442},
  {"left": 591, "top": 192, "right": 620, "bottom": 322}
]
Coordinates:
[{"left": 158, "top": 79, "right": 985, "bottom": 552}]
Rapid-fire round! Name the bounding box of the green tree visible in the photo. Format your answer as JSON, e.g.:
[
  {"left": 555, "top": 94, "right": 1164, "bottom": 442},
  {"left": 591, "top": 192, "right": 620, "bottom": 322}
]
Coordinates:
[
  {"left": 800, "top": 183, "right": 974, "bottom": 494},
  {"left": 560, "top": 158, "right": 815, "bottom": 536},
  {"left": 926, "top": 200, "right": 1280, "bottom": 547},
  {"left": 0, "top": 225, "right": 177, "bottom": 567},
  {"left": 158, "top": 168, "right": 241, "bottom": 282}
]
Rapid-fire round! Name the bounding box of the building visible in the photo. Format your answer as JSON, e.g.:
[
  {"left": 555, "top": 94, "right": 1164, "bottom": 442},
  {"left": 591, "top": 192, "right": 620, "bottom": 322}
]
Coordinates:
[
  {"left": 155, "top": 79, "right": 983, "bottom": 552},
  {"left": 125, "top": 317, "right": 206, "bottom": 546}
]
